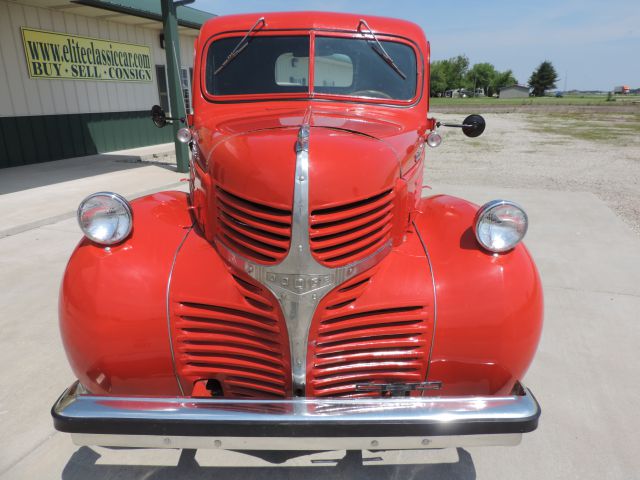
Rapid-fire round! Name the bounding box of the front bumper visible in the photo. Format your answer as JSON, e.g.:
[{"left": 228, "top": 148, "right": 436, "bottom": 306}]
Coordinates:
[{"left": 52, "top": 382, "right": 540, "bottom": 450}]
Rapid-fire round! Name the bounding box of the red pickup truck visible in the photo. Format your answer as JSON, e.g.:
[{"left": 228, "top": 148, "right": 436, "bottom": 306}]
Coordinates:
[{"left": 53, "top": 11, "right": 542, "bottom": 459}]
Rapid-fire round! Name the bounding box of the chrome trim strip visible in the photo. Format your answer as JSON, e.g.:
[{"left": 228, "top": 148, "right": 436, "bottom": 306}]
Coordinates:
[
  {"left": 53, "top": 381, "right": 539, "bottom": 449},
  {"left": 166, "top": 226, "right": 193, "bottom": 396},
  {"left": 215, "top": 112, "right": 392, "bottom": 393},
  {"left": 69, "top": 433, "right": 522, "bottom": 450},
  {"left": 412, "top": 220, "right": 438, "bottom": 386},
  {"left": 216, "top": 239, "right": 391, "bottom": 393}
]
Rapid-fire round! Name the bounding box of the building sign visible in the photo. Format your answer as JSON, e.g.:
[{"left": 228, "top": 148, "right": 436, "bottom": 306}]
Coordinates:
[{"left": 21, "top": 28, "right": 153, "bottom": 82}]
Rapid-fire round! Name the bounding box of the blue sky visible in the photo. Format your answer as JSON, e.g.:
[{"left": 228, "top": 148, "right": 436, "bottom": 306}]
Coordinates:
[{"left": 192, "top": 0, "right": 639, "bottom": 91}]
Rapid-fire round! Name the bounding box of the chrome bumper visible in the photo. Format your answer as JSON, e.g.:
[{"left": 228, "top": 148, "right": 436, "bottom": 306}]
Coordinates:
[{"left": 52, "top": 382, "right": 540, "bottom": 450}]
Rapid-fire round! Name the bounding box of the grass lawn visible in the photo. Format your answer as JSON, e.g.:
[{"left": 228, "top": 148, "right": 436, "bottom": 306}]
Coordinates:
[{"left": 430, "top": 94, "right": 640, "bottom": 107}]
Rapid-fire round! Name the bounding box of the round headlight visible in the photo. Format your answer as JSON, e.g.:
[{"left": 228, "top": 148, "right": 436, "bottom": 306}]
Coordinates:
[
  {"left": 77, "top": 192, "right": 133, "bottom": 245},
  {"left": 474, "top": 200, "right": 528, "bottom": 253}
]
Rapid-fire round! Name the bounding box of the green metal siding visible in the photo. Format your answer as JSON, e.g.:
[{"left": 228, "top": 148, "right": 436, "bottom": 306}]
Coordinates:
[{"left": 0, "top": 110, "right": 173, "bottom": 168}]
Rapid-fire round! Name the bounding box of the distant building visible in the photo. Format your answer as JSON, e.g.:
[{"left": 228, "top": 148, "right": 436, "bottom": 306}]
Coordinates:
[
  {"left": 614, "top": 86, "right": 631, "bottom": 95},
  {"left": 499, "top": 85, "right": 530, "bottom": 99}
]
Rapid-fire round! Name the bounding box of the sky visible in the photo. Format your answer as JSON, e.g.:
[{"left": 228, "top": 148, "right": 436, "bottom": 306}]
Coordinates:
[{"left": 192, "top": 0, "right": 639, "bottom": 91}]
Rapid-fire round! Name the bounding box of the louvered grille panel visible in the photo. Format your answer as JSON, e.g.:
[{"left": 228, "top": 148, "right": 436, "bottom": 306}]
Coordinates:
[
  {"left": 175, "top": 276, "right": 291, "bottom": 398},
  {"left": 215, "top": 187, "right": 292, "bottom": 264},
  {"left": 308, "top": 299, "right": 430, "bottom": 398},
  {"left": 309, "top": 189, "right": 395, "bottom": 267}
]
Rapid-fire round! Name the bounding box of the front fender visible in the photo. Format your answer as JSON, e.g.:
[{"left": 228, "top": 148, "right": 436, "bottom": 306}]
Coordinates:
[
  {"left": 59, "top": 191, "right": 192, "bottom": 395},
  {"left": 414, "top": 195, "right": 543, "bottom": 396}
]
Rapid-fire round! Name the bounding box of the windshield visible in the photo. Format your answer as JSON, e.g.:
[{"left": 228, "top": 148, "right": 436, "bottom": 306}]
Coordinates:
[
  {"left": 314, "top": 36, "right": 416, "bottom": 100},
  {"left": 205, "top": 35, "right": 417, "bottom": 100}
]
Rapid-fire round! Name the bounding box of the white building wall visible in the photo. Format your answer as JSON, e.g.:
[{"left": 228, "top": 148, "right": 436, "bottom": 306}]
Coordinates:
[
  {"left": 499, "top": 87, "right": 530, "bottom": 99},
  {"left": 0, "top": 0, "right": 196, "bottom": 117}
]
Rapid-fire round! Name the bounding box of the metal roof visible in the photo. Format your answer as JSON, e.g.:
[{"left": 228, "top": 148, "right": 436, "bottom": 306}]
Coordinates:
[
  {"left": 500, "top": 85, "right": 530, "bottom": 91},
  {"left": 72, "top": 0, "right": 215, "bottom": 29},
  {"left": 10, "top": 0, "right": 215, "bottom": 32}
]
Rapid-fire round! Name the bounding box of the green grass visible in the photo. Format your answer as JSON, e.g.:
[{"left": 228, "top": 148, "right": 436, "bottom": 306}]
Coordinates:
[{"left": 430, "top": 94, "right": 640, "bottom": 107}]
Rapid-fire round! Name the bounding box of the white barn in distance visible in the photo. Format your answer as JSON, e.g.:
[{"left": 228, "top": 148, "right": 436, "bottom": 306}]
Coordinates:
[{"left": 499, "top": 85, "right": 530, "bottom": 99}]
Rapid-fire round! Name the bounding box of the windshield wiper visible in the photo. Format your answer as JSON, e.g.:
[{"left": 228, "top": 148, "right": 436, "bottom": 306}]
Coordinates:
[
  {"left": 358, "top": 19, "right": 407, "bottom": 80},
  {"left": 214, "top": 17, "right": 265, "bottom": 76}
]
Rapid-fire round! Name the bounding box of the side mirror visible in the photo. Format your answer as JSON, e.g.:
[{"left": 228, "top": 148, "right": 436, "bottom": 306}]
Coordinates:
[
  {"left": 462, "top": 114, "right": 486, "bottom": 138},
  {"left": 151, "top": 105, "right": 167, "bottom": 128},
  {"left": 435, "top": 114, "right": 486, "bottom": 139}
]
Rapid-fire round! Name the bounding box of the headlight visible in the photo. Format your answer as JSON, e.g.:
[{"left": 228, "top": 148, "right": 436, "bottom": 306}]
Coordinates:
[
  {"left": 474, "top": 200, "right": 528, "bottom": 253},
  {"left": 77, "top": 192, "right": 133, "bottom": 245}
]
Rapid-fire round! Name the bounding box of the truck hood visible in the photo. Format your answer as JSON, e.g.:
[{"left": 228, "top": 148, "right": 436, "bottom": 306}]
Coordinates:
[
  {"left": 207, "top": 121, "right": 401, "bottom": 211},
  {"left": 212, "top": 107, "right": 406, "bottom": 144}
]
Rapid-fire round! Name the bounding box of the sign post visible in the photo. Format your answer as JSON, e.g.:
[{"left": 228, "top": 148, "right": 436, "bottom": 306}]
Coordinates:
[{"left": 161, "top": 0, "right": 190, "bottom": 173}]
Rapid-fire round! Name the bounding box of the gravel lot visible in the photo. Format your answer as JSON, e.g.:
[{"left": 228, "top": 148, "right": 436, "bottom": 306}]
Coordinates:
[{"left": 427, "top": 111, "right": 640, "bottom": 235}]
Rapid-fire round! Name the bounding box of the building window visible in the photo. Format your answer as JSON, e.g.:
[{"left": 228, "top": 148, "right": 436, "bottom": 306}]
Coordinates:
[
  {"left": 156, "top": 65, "right": 193, "bottom": 115},
  {"left": 156, "top": 65, "right": 170, "bottom": 113},
  {"left": 181, "top": 67, "right": 193, "bottom": 114}
]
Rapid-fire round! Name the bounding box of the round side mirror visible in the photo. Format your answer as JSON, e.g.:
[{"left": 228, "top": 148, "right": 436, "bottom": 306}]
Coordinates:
[
  {"left": 462, "top": 114, "right": 486, "bottom": 138},
  {"left": 151, "top": 105, "right": 167, "bottom": 128}
]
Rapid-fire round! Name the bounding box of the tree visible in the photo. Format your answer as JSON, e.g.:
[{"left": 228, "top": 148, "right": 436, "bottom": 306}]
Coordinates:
[
  {"left": 429, "top": 55, "right": 469, "bottom": 96},
  {"left": 465, "top": 63, "right": 497, "bottom": 96},
  {"left": 528, "top": 61, "right": 558, "bottom": 97},
  {"left": 491, "top": 69, "right": 517, "bottom": 96},
  {"left": 443, "top": 55, "right": 469, "bottom": 91},
  {"left": 430, "top": 60, "right": 448, "bottom": 96},
  {"left": 429, "top": 55, "right": 519, "bottom": 97}
]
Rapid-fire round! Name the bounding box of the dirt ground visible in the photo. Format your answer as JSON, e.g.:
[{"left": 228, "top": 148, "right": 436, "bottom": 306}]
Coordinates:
[{"left": 426, "top": 111, "right": 640, "bottom": 235}]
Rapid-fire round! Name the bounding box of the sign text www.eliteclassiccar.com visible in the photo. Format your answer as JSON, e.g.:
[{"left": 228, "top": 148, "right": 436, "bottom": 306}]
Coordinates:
[{"left": 21, "top": 27, "right": 153, "bottom": 82}]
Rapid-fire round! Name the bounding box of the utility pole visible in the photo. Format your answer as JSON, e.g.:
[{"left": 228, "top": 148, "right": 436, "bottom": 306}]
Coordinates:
[{"left": 160, "top": 0, "right": 191, "bottom": 173}]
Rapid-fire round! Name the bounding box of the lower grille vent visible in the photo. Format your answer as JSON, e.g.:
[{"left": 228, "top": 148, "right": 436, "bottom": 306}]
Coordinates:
[
  {"left": 308, "top": 303, "right": 430, "bottom": 398},
  {"left": 175, "top": 276, "right": 291, "bottom": 398}
]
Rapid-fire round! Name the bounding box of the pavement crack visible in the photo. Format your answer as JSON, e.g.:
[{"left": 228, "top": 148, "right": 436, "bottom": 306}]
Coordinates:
[
  {"left": 545, "top": 284, "right": 640, "bottom": 299},
  {"left": 0, "top": 430, "right": 60, "bottom": 476}
]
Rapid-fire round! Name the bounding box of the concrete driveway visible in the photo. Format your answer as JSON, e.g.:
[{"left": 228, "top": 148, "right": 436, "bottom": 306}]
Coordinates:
[{"left": 1, "top": 152, "right": 639, "bottom": 478}]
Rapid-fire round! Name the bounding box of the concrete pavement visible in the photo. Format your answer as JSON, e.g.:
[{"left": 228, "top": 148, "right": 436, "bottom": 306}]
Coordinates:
[
  {"left": 0, "top": 143, "right": 181, "bottom": 238},
  {"left": 1, "top": 155, "right": 639, "bottom": 478}
]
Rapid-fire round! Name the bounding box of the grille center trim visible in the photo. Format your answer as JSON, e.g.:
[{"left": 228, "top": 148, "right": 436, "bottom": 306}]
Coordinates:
[{"left": 217, "top": 109, "right": 391, "bottom": 393}]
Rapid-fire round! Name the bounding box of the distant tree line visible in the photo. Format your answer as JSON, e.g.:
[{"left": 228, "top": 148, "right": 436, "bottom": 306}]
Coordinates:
[
  {"left": 430, "top": 55, "right": 517, "bottom": 97},
  {"left": 430, "top": 56, "right": 560, "bottom": 97}
]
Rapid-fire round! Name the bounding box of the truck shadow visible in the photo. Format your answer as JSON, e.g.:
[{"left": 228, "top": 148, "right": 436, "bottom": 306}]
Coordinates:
[
  {"left": 0, "top": 152, "right": 177, "bottom": 195},
  {"left": 61, "top": 447, "right": 476, "bottom": 480}
]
